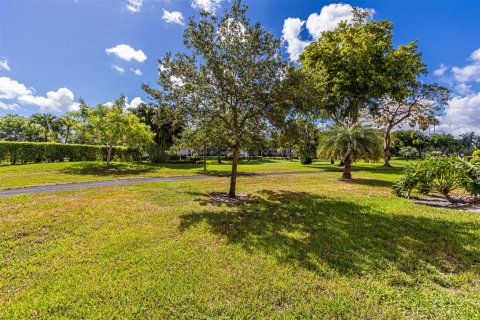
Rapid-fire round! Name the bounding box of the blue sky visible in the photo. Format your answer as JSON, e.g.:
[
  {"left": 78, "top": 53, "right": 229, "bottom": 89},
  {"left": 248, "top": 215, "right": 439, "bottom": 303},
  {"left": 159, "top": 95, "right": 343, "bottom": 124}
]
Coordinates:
[{"left": 0, "top": 0, "right": 479, "bottom": 135}]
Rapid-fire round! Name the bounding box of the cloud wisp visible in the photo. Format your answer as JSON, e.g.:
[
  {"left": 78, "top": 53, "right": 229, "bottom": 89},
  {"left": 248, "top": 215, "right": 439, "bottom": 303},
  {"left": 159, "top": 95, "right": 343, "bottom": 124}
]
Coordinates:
[{"left": 106, "top": 44, "right": 147, "bottom": 63}]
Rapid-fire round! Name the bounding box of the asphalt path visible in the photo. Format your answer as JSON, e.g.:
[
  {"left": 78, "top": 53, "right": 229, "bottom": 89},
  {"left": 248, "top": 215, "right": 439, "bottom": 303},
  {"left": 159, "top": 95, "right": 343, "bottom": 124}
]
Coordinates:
[{"left": 0, "top": 171, "right": 321, "bottom": 199}]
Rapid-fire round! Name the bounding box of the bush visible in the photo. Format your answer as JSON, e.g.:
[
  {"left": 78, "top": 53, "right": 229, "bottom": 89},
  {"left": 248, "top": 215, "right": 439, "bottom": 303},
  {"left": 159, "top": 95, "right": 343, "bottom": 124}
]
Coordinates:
[
  {"left": 473, "top": 149, "right": 480, "bottom": 162},
  {"left": 0, "top": 141, "right": 142, "bottom": 164},
  {"left": 300, "top": 155, "right": 313, "bottom": 165},
  {"left": 393, "top": 156, "right": 480, "bottom": 202},
  {"left": 462, "top": 160, "right": 480, "bottom": 199}
]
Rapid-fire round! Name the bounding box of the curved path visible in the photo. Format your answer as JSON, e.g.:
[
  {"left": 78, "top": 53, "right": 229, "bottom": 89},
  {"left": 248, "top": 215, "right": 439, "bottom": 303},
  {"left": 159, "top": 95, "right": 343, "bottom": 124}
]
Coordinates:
[{"left": 0, "top": 171, "right": 322, "bottom": 199}]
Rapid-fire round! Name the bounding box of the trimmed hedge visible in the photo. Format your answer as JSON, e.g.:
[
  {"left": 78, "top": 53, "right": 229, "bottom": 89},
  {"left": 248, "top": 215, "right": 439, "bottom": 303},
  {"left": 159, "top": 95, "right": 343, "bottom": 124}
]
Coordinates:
[{"left": 0, "top": 141, "right": 143, "bottom": 164}]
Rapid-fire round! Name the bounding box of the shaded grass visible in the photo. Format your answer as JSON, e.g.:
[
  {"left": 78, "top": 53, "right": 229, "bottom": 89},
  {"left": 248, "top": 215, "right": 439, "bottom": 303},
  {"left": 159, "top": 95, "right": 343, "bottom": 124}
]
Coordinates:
[{"left": 1, "top": 167, "right": 480, "bottom": 318}]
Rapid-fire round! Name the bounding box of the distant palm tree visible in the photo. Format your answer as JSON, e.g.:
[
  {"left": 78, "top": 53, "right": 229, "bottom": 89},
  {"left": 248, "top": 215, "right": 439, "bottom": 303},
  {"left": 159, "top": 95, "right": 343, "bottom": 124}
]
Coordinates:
[
  {"left": 318, "top": 123, "right": 383, "bottom": 179},
  {"left": 30, "top": 113, "right": 57, "bottom": 142}
]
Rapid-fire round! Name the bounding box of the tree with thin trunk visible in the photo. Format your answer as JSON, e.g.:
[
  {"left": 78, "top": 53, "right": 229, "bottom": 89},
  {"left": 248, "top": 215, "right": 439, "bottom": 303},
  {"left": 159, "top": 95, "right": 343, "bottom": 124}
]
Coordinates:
[
  {"left": 369, "top": 84, "right": 449, "bottom": 166},
  {"left": 144, "top": 0, "right": 284, "bottom": 198},
  {"left": 318, "top": 124, "right": 382, "bottom": 179}
]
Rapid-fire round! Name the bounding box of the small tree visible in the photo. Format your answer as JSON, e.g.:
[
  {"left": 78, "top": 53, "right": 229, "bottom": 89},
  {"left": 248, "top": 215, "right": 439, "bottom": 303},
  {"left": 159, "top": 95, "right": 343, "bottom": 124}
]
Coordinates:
[
  {"left": 145, "top": 0, "right": 285, "bottom": 197},
  {"left": 83, "top": 96, "right": 153, "bottom": 165},
  {"left": 318, "top": 123, "right": 382, "bottom": 179}
]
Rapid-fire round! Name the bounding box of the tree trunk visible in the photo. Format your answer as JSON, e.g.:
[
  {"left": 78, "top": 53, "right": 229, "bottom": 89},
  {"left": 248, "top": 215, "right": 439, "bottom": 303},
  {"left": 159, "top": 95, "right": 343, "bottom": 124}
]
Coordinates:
[
  {"left": 383, "top": 129, "right": 392, "bottom": 167},
  {"left": 228, "top": 141, "right": 240, "bottom": 198},
  {"left": 64, "top": 129, "right": 70, "bottom": 144},
  {"left": 341, "top": 154, "right": 352, "bottom": 180},
  {"left": 106, "top": 146, "right": 112, "bottom": 165},
  {"left": 203, "top": 143, "right": 207, "bottom": 172}
]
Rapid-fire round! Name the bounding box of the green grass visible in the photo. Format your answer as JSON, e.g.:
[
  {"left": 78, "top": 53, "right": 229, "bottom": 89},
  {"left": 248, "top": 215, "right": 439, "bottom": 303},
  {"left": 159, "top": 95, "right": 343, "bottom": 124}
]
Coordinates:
[
  {"left": 0, "top": 159, "right": 331, "bottom": 190},
  {"left": 1, "top": 161, "right": 479, "bottom": 319}
]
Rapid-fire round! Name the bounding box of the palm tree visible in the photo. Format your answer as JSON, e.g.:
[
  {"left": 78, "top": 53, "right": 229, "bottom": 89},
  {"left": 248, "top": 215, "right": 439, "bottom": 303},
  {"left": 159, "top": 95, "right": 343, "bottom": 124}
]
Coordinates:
[
  {"left": 30, "top": 113, "right": 57, "bottom": 142},
  {"left": 318, "top": 123, "right": 383, "bottom": 180}
]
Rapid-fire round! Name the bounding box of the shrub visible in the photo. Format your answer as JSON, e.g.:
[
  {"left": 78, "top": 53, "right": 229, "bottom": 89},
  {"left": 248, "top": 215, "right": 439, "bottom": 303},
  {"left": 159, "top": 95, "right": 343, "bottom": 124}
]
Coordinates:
[
  {"left": 461, "top": 160, "right": 480, "bottom": 199},
  {"left": 473, "top": 149, "right": 480, "bottom": 162},
  {"left": 393, "top": 156, "right": 479, "bottom": 202},
  {"left": 0, "top": 141, "right": 142, "bottom": 164}
]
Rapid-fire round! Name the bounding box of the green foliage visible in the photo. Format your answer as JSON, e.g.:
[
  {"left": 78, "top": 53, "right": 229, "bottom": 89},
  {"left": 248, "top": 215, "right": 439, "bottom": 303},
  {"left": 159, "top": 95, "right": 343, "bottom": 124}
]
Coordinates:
[
  {"left": 393, "top": 156, "right": 480, "bottom": 201},
  {"left": 472, "top": 149, "right": 480, "bottom": 162},
  {"left": 428, "top": 133, "right": 461, "bottom": 155},
  {"left": 391, "top": 129, "right": 428, "bottom": 156},
  {"left": 318, "top": 124, "right": 382, "bottom": 163},
  {"left": 318, "top": 123, "right": 382, "bottom": 179},
  {"left": 0, "top": 141, "right": 142, "bottom": 164},
  {"left": 0, "top": 114, "right": 43, "bottom": 142},
  {"left": 148, "top": 0, "right": 285, "bottom": 197},
  {"left": 79, "top": 95, "right": 153, "bottom": 164},
  {"left": 461, "top": 160, "right": 480, "bottom": 198},
  {"left": 132, "top": 103, "right": 183, "bottom": 163},
  {"left": 301, "top": 9, "right": 426, "bottom": 124}
]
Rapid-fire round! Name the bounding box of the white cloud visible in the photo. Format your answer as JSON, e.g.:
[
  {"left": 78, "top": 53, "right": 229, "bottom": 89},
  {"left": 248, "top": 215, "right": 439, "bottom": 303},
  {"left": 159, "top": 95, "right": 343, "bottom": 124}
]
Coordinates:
[
  {"left": 191, "top": 0, "right": 222, "bottom": 13},
  {"left": 433, "top": 63, "right": 448, "bottom": 77},
  {"left": 126, "top": 97, "right": 144, "bottom": 109},
  {"left": 282, "top": 3, "right": 374, "bottom": 61},
  {"left": 126, "top": 0, "right": 143, "bottom": 13},
  {"left": 305, "top": 3, "right": 361, "bottom": 39},
  {"left": 282, "top": 18, "right": 310, "bottom": 62},
  {"left": 105, "top": 96, "right": 145, "bottom": 111},
  {"left": 0, "top": 60, "right": 10, "bottom": 72},
  {"left": 162, "top": 9, "right": 185, "bottom": 25},
  {"left": 105, "top": 44, "right": 147, "bottom": 63},
  {"left": 451, "top": 48, "right": 480, "bottom": 82},
  {"left": 438, "top": 92, "right": 480, "bottom": 136},
  {"left": 0, "top": 76, "right": 32, "bottom": 99},
  {"left": 112, "top": 65, "right": 125, "bottom": 73},
  {"left": 130, "top": 68, "right": 143, "bottom": 76},
  {"left": 455, "top": 83, "right": 473, "bottom": 95},
  {"left": 0, "top": 76, "right": 78, "bottom": 113},
  {"left": 0, "top": 101, "right": 19, "bottom": 111},
  {"left": 17, "top": 88, "right": 79, "bottom": 112}
]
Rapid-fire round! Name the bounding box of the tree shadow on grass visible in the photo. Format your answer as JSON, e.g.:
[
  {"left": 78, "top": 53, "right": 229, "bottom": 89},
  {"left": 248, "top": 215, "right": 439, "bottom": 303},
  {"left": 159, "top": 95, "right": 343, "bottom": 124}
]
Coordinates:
[
  {"left": 60, "top": 162, "right": 158, "bottom": 176},
  {"left": 180, "top": 190, "right": 480, "bottom": 278},
  {"left": 343, "top": 178, "right": 395, "bottom": 188},
  {"left": 351, "top": 164, "right": 406, "bottom": 175}
]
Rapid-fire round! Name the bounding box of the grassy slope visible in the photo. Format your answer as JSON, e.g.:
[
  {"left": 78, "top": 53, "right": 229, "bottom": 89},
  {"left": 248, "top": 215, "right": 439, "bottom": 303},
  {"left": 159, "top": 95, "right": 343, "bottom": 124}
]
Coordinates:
[
  {"left": 1, "top": 162, "right": 479, "bottom": 319},
  {"left": 0, "top": 160, "right": 328, "bottom": 190}
]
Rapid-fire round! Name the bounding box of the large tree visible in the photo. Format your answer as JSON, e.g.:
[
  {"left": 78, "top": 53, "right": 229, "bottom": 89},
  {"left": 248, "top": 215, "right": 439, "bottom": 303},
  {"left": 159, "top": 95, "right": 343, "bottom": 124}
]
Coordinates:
[
  {"left": 300, "top": 8, "right": 432, "bottom": 170},
  {"left": 131, "top": 103, "right": 183, "bottom": 163},
  {"left": 144, "top": 0, "right": 285, "bottom": 197},
  {"left": 273, "top": 67, "right": 326, "bottom": 164}
]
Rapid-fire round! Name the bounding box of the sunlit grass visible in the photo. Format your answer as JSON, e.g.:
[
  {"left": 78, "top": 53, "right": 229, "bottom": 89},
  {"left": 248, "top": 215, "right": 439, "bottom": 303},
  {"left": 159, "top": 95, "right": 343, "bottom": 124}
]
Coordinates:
[{"left": 1, "top": 162, "right": 479, "bottom": 319}]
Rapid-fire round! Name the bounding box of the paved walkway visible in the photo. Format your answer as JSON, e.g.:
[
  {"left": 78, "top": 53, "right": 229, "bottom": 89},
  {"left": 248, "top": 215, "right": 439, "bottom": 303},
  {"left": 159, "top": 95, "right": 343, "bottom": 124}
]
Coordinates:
[{"left": 0, "top": 171, "right": 320, "bottom": 199}]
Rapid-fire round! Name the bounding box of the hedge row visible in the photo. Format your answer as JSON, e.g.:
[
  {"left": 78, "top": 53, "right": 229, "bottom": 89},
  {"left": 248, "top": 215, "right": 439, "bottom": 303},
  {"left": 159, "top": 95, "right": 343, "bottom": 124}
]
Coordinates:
[{"left": 0, "top": 141, "right": 143, "bottom": 164}]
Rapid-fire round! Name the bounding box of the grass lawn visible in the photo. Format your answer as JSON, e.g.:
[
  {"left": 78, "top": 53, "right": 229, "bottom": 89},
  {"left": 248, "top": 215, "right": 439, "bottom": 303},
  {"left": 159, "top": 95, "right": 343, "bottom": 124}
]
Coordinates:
[
  {"left": 1, "top": 160, "right": 479, "bottom": 319},
  {"left": 0, "top": 159, "right": 333, "bottom": 190}
]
